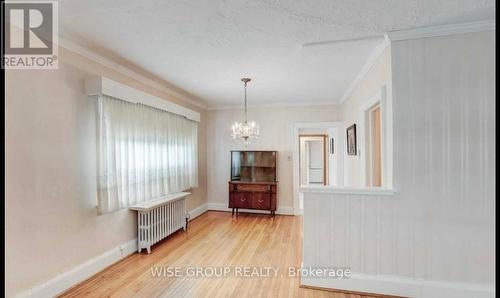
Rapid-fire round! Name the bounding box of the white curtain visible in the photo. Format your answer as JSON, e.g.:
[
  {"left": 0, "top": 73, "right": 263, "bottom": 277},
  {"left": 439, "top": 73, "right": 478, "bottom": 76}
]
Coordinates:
[{"left": 97, "top": 95, "right": 198, "bottom": 213}]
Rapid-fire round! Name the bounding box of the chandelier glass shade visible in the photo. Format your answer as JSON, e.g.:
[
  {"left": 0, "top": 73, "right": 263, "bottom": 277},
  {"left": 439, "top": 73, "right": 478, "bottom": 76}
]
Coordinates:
[{"left": 231, "top": 78, "right": 260, "bottom": 144}]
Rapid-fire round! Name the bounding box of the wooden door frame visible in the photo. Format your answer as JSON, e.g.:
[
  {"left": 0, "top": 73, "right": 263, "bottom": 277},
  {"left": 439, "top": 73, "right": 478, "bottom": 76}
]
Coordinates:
[
  {"left": 368, "top": 104, "right": 382, "bottom": 187},
  {"left": 359, "top": 86, "right": 387, "bottom": 188}
]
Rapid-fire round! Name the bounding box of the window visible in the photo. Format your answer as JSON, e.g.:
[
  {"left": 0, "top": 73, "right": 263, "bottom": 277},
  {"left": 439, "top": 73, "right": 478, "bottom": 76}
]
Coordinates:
[{"left": 97, "top": 95, "right": 198, "bottom": 213}]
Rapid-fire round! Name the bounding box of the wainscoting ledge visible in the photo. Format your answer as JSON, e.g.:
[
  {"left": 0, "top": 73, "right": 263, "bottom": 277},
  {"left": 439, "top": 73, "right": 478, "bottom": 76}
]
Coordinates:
[{"left": 300, "top": 185, "right": 396, "bottom": 196}]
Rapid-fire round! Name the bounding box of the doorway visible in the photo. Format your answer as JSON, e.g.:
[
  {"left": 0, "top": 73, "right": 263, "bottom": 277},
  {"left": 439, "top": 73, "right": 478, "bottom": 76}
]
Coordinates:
[
  {"left": 299, "top": 135, "right": 328, "bottom": 186},
  {"left": 292, "top": 121, "right": 344, "bottom": 215}
]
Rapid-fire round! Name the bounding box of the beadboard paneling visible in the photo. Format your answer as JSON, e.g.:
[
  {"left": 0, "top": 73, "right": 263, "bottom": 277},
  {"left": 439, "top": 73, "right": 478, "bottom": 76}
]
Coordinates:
[{"left": 302, "top": 31, "right": 495, "bottom": 297}]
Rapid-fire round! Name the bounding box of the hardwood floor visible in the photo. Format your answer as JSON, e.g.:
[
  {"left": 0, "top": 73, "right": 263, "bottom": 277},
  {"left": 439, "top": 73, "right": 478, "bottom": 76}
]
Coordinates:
[{"left": 60, "top": 211, "right": 377, "bottom": 298}]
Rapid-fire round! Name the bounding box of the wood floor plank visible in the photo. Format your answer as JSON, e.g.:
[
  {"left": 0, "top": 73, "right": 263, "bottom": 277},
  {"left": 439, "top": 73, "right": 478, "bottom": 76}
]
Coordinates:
[{"left": 59, "top": 211, "right": 378, "bottom": 298}]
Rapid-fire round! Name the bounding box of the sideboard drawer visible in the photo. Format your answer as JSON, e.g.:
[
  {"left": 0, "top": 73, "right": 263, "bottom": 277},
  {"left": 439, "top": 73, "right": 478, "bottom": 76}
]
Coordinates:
[
  {"left": 236, "top": 183, "right": 270, "bottom": 192},
  {"left": 228, "top": 181, "right": 277, "bottom": 217},
  {"left": 229, "top": 192, "right": 250, "bottom": 208},
  {"left": 249, "top": 193, "right": 271, "bottom": 210}
]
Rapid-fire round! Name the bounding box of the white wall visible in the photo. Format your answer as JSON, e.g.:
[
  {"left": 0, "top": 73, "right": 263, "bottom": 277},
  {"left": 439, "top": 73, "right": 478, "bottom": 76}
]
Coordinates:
[
  {"left": 5, "top": 47, "right": 208, "bottom": 297},
  {"left": 301, "top": 30, "right": 495, "bottom": 297},
  {"left": 341, "top": 46, "right": 393, "bottom": 188},
  {"left": 207, "top": 105, "right": 342, "bottom": 212}
]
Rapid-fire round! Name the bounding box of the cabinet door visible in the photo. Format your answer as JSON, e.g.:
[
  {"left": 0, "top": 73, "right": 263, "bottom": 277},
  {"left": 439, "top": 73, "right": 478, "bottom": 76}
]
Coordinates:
[
  {"left": 232, "top": 192, "right": 250, "bottom": 208},
  {"left": 250, "top": 193, "right": 271, "bottom": 210}
]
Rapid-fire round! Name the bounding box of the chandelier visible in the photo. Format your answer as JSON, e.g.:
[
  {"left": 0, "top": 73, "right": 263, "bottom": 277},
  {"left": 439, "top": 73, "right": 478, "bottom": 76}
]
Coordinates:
[{"left": 231, "top": 78, "right": 260, "bottom": 145}]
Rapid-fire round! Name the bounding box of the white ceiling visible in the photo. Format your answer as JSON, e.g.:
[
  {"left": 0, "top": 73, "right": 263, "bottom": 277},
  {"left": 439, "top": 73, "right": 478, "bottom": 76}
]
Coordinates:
[{"left": 60, "top": 0, "right": 495, "bottom": 108}]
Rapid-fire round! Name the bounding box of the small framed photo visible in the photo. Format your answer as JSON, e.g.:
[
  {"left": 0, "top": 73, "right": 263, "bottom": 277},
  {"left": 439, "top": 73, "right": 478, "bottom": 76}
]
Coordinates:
[{"left": 346, "top": 124, "right": 357, "bottom": 155}]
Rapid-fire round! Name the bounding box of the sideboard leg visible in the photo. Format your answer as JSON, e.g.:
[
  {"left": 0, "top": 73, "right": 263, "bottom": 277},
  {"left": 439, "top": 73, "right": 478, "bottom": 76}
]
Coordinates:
[{"left": 232, "top": 208, "right": 234, "bottom": 216}]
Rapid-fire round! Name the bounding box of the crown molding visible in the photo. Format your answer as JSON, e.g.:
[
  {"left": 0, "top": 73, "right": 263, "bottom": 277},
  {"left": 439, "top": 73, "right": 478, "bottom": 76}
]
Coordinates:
[
  {"left": 337, "top": 20, "right": 494, "bottom": 104},
  {"left": 339, "top": 36, "right": 390, "bottom": 104},
  {"left": 57, "top": 20, "right": 493, "bottom": 112},
  {"left": 386, "top": 19, "right": 495, "bottom": 41},
  {"left": 207, "top": 100, "right": 341, "bottom": 111},
  {"left": 57, "top": 38, "right": 209, "bottom": 110}
]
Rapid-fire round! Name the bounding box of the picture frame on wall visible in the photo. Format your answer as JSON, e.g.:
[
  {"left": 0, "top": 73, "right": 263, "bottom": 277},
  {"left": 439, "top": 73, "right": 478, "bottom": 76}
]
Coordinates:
[{"left": 346, "top": 124, "right": 357, "bottom": 155}]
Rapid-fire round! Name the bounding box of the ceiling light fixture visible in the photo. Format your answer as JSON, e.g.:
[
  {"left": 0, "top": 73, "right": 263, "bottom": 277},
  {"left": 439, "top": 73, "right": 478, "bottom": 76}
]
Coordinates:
[{"left": 231, "top": 78, "right": 260, "bottom": 145}]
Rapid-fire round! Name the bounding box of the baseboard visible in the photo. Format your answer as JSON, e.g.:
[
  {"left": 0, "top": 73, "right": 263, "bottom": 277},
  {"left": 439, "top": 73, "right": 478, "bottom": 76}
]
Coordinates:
[
  {"left": 15, "top": 202, "right": 212, "bottom": 298},
  {"left": 188, "top": 203, "right": 208, "bottom": 220},
  {"left": 16, "top": 239, "right": 138, "bottom": 298},
  {"left": 207, "top": 203, "right": 294, "bottom": 215},
  {"left": 301, "top": 273, "right": 495, "bottom": 298}
]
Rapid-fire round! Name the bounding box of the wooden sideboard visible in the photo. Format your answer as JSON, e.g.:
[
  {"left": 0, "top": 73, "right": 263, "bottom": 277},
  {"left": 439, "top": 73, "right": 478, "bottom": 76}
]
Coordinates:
[{"left": 228, "top": 181, "right": 277, "bottom": 217}]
